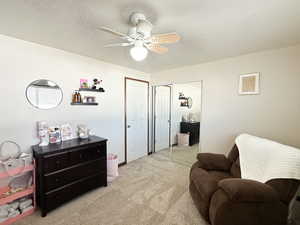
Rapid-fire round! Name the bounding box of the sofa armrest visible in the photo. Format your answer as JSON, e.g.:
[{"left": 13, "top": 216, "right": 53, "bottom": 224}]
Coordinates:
[
  {"left": 196, "top": 153, "right": 231, "bottom": 171},
  {"left": 218, "top": 178, "right": 280, "bottom": 203}
]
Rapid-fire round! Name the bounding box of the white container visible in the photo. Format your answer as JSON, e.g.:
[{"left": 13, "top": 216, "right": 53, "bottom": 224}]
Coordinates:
[
  {"left": 177, "top": 133, "right": 189, "bottom": 146},
  {"left": 107, "top": 154, "right": 118, "bottom": 183}
]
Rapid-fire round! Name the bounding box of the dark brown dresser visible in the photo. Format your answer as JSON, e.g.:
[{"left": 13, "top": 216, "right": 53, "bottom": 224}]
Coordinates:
[
  {"left": 32, "top": 136, "right": 107, "bottom": 217},
  {"left": 180, "top": 122, "right": 200, "bottom": 146}
]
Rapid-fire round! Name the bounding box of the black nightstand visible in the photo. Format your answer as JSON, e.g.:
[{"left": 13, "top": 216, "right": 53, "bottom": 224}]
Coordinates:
[{"left": 180, "top": 122, "right": 200, "bottom": 146}]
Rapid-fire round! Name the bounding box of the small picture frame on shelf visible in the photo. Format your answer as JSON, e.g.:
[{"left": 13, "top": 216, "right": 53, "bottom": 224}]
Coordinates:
[
  {"left": 239, "top": 73, "right": 260, "bottom": 95},
  {"left": 80, "top": 79, "right": 89, "bottom": 88},
  {"left": 83, "top": 96, "right": 96, "bottom": 103}
]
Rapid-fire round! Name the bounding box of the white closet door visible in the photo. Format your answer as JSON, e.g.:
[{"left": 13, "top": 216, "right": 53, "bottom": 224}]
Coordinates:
[
  {"left": 155, "top": 86, "right": 171, "bottom": 151},
  {"left": 126, "top": 79, "right": 148, "bottom": 162}
]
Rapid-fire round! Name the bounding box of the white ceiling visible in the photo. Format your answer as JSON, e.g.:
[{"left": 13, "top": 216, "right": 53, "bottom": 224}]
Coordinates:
[{"left": 0, "top": 0, "right": 300, "bottom": 73}]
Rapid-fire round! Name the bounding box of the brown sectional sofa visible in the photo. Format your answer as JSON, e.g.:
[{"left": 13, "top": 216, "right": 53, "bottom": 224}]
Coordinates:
[{"left": 190, "top": 145, "right": 300, "bottom": 225}]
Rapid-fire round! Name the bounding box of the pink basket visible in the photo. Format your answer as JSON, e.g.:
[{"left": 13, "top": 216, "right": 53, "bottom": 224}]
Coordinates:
[
  {"left": 177, "top": 133, "right": 189, "bottom": 146},
  {"left": 107, "top": 154, "right": 118, "bottom": 182}
]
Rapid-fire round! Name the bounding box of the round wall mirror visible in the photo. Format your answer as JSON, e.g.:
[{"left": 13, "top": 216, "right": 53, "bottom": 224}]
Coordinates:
[
  {"left": 26, "top": 79, "right": 63, "bottom": 109},
  {"left": 187, "top": 97, "right": 193, "bottom": 109}
]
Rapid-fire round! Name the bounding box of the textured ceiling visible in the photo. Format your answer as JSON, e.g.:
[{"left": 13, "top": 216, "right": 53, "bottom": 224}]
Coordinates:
[{"left": 0, "top": 0, "right": 300, "bottom": 73}]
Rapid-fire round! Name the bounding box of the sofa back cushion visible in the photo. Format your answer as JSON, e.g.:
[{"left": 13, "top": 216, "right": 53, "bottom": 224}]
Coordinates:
[
  {"left": 228, "top": 144, "right": 300, "bottom": 205},
  {"left": 227, "top": 145, "right": 241, "bottom": 178}
]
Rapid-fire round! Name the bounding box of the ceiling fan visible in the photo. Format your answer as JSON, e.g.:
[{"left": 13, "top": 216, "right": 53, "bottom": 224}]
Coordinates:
[{"left": 98, "top": 12, "right": 181, "bottom": 61}]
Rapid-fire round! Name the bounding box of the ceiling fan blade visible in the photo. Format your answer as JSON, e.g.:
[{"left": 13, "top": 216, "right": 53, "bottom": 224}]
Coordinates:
[
  {"left": 97, "top": 26, "right": 128, "bottom": 38},
  {"left": 104, "top": 43, "right": 133, "bottom": 47},
  {"left": 146, "top": 43, "right": 168, "bottom": 54},
  {"left": 151, "top": 32, "right": 181, "bottom": 44}
]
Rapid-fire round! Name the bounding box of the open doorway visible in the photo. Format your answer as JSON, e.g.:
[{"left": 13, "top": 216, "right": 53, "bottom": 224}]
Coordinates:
[
  {"left": 152, "top": 81, "right": 202, "bottom": 166},
  {"left": 153, "top": 85, "right": 171, "bottom": 152}
]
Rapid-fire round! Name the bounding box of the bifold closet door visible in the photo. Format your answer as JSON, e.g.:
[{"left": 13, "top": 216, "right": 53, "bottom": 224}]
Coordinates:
[
  {"left": 125, "top": 78, "right": 149, "bottom": 163},
  {"left": 154, "top": 86, "right": 171, "bottom": 151}
]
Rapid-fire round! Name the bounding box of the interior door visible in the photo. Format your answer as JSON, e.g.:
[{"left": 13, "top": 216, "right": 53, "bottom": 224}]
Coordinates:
[
  {"left": 155, "top": 86, "right": 171, "bottom": 151},
  {"left": 126, "top": 78, "right": 149, "bottom": 162}
]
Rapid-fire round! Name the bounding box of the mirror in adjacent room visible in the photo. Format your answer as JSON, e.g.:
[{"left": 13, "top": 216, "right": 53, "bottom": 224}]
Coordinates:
[
  {"left": 152, "top": 81, "right": 202, "bottom": 167},
  {"left": 26, "top": 79, "right": 63, "bottom": 109}
]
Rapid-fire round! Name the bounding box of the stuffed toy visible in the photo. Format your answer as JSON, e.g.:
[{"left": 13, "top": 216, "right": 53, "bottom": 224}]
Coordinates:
[{"left": 92, "top": 79, "right": 104, "bottom": 92}]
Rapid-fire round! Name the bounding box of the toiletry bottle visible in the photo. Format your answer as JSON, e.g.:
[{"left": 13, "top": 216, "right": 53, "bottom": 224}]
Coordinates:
[
  {"left": 76, "top": 91, "right": 80, "bottom": 103},
  {"left": 72, "top": 91, "right": 77, "bottom": 103},
  {"left": 78, "top": 92, "right": 82, "bottom": 103}
]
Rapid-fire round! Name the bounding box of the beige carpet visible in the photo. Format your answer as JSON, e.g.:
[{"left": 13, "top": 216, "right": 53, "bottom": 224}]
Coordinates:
[
  {"left": 158, "top": 144, "right": 200, "bottom": 167},
  {"left": 15, "top": 151, "right": 208, "bottom": 225}
]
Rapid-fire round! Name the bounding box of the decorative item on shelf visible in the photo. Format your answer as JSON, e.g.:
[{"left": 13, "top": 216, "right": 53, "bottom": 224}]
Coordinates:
[
  {"left": 0, "top": 141, "right": 21, "bottom": 162},
  {"left": 83, "top": 96, "right": 96, "bottom": 103},
  {"left": 37, "top": 121, "right": 49, "bottom": 147},
  {"left": 0, "top": 142, "right": 33, "bottom": 177},
  {"left": 179, "top": 92, "right": 193, "bottom": 109},
  {"left": 91, "top": 78, "right": 105, "bottom": 92},
  {"left": 48, "top": 126, "right": 61, "bottom": 144},
  {"left": 9, "top": 172, "right": 32, "bottom": 192},
  {"left": 180, "top": 99, "right": 188, "bottom": 107},
  {"left": 80, "top": 79, "right": 89, "bottom": 89},
  {"left": 179, "top": 92, "right": 186, "bottom": 100},
  {"left": 77, "top": 124, "right": 92, "bottom": 139},
  {"left": 0, "top": 141, "right": 26, "bottom": 177},
  {"left": 60, "top": 124, "right": 73, "bottom": 141}
]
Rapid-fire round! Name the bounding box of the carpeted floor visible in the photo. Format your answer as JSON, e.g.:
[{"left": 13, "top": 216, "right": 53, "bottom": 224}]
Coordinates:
[
  {"left": 15, "top": 149, "right": 208, "bottom": 225},
  {"left": 158, "top": 144, "right": 200, "bottom": 167}
]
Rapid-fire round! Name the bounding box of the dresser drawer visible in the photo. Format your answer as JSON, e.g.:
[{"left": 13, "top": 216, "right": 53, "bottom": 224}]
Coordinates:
[
  {"left": 45, "top": 173, "right": 106, "bottom": 212},
  {"left": 44, "top": 159, "right": 106, "bottom": 192},
  {"left": 69, "top": 143, "right": 106, "bottom": 165},
  {"left": 43, "top": 152, "right": 69, "bottom": 174}
]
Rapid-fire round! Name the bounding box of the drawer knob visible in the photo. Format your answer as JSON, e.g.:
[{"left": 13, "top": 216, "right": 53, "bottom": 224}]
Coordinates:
[
  {"left": 55, "top": 178, "right": 59, "bottom": 182},
  {"left": 56, "top": 160, "right": 60, "bottom": 165},
  {"left": 79, "top": 154, "right": 83, "bottom": 159}
]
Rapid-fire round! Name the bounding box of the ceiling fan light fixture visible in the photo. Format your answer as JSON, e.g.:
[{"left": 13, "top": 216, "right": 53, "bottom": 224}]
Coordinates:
[{"left": 130, "top": 45, "right": 148, "bottom": 61}]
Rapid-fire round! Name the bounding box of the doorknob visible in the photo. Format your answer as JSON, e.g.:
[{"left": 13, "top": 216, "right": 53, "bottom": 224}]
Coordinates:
[{"left": 127, "top": 125, "right": 131, "bottom": 128}]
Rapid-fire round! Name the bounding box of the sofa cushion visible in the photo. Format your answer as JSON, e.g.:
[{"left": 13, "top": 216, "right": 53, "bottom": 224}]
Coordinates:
[
  {"left": 209, "top": 189, "right": 288, "bottom": 225},
  {"left": 190, "top": 167, "right": 218, "bottom": 201},
  {"left": 227, "top": 145, "right": 241, "bottom": 178},
  {"left": 189, "top": 181, "right": 210, "bottom": 220},
  {"left": 208, "top": 171, "right": 232, "bottom": 181},
  {"left": 218, "top": 178, "right": 279, "bottom": 203},
  {"left": 227, "top": 145, "right": 239, "bottom": 163},
  {"left": 230, "top": 157, "right": 241, "bottom": 178},
  {"left": 197, "top": 153, "right": 231, "bottom": 171}
]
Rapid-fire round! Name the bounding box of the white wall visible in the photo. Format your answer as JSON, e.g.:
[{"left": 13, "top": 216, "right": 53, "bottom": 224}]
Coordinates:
[
  {"left": 171, "top": 83, "right": 202, "bottom": 145},
  {"left": 0, "top": 34, "right": 150, "bottom": 164},
  {"left": 152, "top": 44, "right": 300, "bottom": 155}
]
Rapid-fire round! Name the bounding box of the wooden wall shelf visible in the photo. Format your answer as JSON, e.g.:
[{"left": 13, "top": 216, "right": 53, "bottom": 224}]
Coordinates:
[
  {"left": 71, "top": 102, "right": 98, "bottom": 106},
  {"left": 79, "top": 88, "right": 104, "bottom": 93}
]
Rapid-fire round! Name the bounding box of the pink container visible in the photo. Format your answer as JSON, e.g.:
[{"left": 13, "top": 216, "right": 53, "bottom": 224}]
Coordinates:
[
  {"left": 177, "top": 133, "right": 190, "bottom": 146},
  {"left": 107, "top": 154, "right": 118, "bottom": 182},
  {"left": 0, "top": 161, "right": 36, "bottom": 225}
]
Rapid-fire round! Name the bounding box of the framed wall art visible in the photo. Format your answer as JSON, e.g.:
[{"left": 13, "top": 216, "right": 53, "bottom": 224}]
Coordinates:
[{"left": 239, "top": 73, "right": 260, "bottom": 95}]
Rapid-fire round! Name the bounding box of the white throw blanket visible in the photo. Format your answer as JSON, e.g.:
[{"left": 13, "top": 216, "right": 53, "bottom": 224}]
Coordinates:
[{"left": 235, "top": 134, "right": 300, "bottom": 183}]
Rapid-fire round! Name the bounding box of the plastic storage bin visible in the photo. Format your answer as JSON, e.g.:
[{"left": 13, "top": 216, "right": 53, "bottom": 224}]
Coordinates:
[
  {"left": 177, "top": 133, "right": 189, "bottom": 146},
  {"left": 107, "top": 154, "right": 118, "bottom": 183}
]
